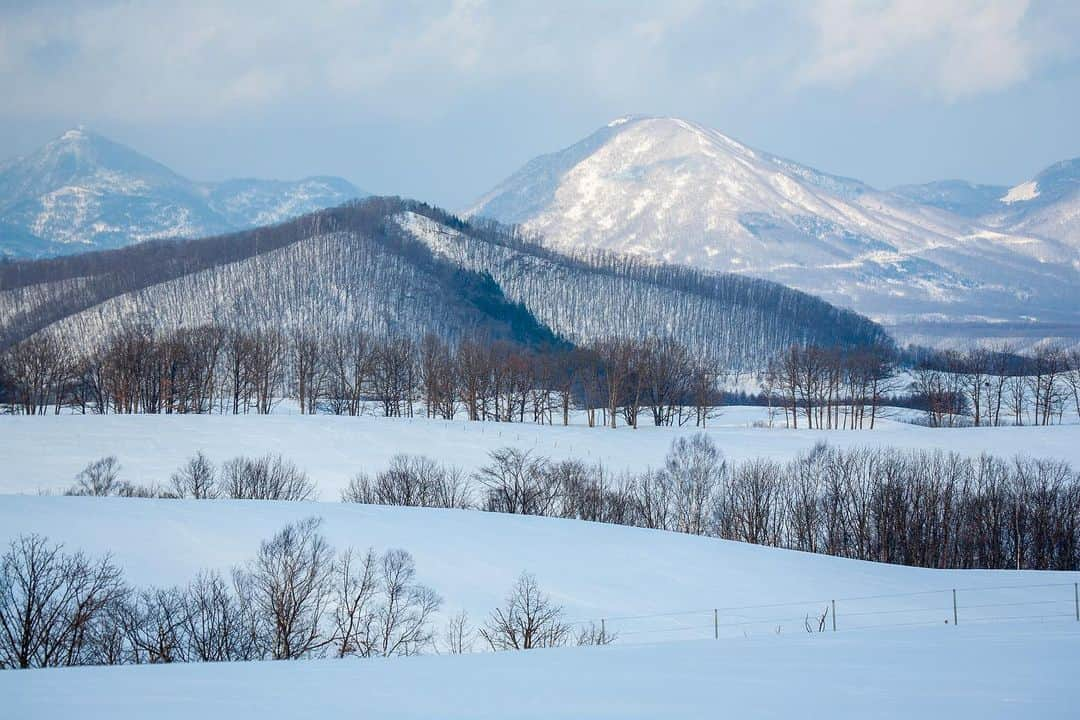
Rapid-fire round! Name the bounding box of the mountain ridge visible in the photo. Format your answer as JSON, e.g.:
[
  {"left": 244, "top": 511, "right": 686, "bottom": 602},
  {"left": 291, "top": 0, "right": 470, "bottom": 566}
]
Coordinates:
[{"left": 0, "top": 196, "right": 890, "bottom": 370}]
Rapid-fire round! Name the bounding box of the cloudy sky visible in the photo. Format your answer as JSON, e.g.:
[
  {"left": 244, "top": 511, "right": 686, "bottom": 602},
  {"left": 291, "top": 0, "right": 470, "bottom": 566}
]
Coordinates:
[{"left": 2, "top": 0, "right": 1078, "bottom": 207}]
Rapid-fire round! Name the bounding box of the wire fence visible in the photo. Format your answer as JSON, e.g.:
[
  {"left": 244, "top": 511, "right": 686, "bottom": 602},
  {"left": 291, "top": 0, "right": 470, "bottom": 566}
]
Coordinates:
[{"left": 564, "top": 581, "right": 1080, "bottom": 647}]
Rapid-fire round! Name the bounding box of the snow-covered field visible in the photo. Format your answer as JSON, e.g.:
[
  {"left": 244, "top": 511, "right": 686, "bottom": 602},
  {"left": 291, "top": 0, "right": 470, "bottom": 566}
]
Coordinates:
[
  {"left": 7, "top": 623, "right": 1078, "bottom": 719},
  {"left": 3, "top": 408, "right": 1079, "bottom": 717},
  {"left": 2, "top": 406, "right": 1079, "bottom": 497},
  {"left": 2, "top": 496, "right": 1079, "bottom": 717}
]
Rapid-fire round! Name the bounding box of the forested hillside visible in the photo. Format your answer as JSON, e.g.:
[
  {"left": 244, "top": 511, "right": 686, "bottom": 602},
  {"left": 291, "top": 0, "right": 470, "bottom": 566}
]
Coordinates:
[{"left": 0, "top": 197, "right": 890, "bottom": 370}]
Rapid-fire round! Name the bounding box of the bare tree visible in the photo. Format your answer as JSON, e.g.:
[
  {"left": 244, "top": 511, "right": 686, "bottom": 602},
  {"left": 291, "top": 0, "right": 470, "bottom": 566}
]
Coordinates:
[
  {"left": 242, "top": 517, "right": 335, "bottom": 659},
  {"left": 340, "top": 455, "right": 472, "bottom": 509},
  {"left": 330, "top": 548, "right": 378, "bottom": 658},
  {"left": 119, "top": 586, "right": 190, "bottom": 664},
  {"left": 662, "top": 433, "right": 724, "bottom": 535},
  {"left": 170, "top": 452, "right": 219, "bottom": 499},
  {"left": 480, "top": 572, "right": 570, "bottom": 651},
  {"left": 183, "top": 570, "right": 259, "bottom": 661},
  {"left": 475, "top": 448, "right": 559, "bottom": 515},
  {"left": 221, "top": 455, "right": 315, "bottom": 501},
  {"left": 67, "top": 456, "right": 123, "bottom": 497},
  {"left": 0, "top": 534, "right": 126, "bottom": 669},
  {"left": 576, "top": 620, "right": 617, "bottom": 646},
  {"left": 371, "top": 549, "right": 441, "bottom": 657},
  {"left": 441, "top": 610, "right": 474, "bottom": 654}
]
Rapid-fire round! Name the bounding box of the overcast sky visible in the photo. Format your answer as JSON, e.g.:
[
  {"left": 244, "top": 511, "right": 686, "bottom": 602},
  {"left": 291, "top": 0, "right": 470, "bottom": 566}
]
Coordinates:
[{"left": 2, "top": 0, "right": 1078, "bottom": 208}]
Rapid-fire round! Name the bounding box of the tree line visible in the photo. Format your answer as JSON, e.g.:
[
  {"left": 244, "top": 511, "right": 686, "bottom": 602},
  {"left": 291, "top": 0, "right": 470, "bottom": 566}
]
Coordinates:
[
  {"left": 64, "top": 438, "right": 1080, "bottom": 572},
  {"left": 343, "top": 438, "right": 1080, "bottom": 571},
  {"left": 0, "top": 325, "right": 728, "bottom": 428},
  {"left": 906, "top": 344, "right": 1080, "bottom": 427},
  {"left": 760, "top": 341, "right": 1080, "bottom": 429},
  {"left": 6, "top": 323, "right": 1077, "bottom": 429},
  {"left": 762, "top": 343, "right": 897, "bottom": 429}
]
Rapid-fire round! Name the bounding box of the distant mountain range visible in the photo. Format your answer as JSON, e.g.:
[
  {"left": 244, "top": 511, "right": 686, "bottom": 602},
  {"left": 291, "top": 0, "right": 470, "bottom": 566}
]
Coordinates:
[
  {"left": 2, "top": 120, "right": 1077, "bottom": 348},
  {"left": 0, "top": 128, "right": 363, "bottom": 257},
  {"left": 467, "top": 116, "right": 1080, "bottom": 346}
]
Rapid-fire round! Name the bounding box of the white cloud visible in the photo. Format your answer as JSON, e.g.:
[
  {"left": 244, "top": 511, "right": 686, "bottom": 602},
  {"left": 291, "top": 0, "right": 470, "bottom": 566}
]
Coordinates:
[
  {"left": 795, "top": 0, "right": 1073, "bottom": 100},
  {"left": 0, "top": 0, "right": 1075, "bottom": 124}
]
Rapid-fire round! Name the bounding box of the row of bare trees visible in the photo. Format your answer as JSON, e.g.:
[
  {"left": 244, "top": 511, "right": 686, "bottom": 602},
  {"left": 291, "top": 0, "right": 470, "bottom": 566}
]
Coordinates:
[
  {"left": 2, "top": 520, "right": 612, "bottom": 670},
  {"left": 762, "top": 344, "right": 898, "bottom": 429},
  {"left": 909, "top": 344, "right": 1080, "bottom": 427},
  {"left": 49, "top": 434, "right": 1080, "bottom": 573},
  {"left": 62, "top": 454, "right": 316, "bottom": 502},
  {"left": 342, "top": 439, "right": 1080, "bottom": 571},
  {"left": 0, "top": 326, "right": 723, "bottom": 428},
  {"left": 0, "top": 519, "right": 439, "bottom": 669},
  {"left": 760, "top": 342, "right": 1080, "bottom": 429}
]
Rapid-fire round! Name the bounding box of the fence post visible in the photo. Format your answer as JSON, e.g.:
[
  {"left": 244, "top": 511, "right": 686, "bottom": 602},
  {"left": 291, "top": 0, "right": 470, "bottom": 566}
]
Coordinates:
[
  {"left": 714, "top": 609, "right": 718, "bottom": 640},
  {"left": 952, "top": 589, "right": 958, "bottom": 626},
  {"left": 601, "top": 618, "right": 606, "bottom": 638},
  {"left": 832, "top": 599, "right": 836, "bottom": 631}
]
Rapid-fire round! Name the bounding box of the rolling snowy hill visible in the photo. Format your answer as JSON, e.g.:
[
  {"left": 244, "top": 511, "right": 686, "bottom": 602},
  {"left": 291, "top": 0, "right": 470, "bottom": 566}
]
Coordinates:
[
  {"left": 2, "top": 495, "right": 1078, "bottom": 718},
  {"left": 0, "top": 128, "right": 363, "bottom": 257},
  {"left": 8, "top": 624, "right": 1076, "bottom": 720},
  {"left": 467, "top": 116, "right": 1080, "bottom": 346}
]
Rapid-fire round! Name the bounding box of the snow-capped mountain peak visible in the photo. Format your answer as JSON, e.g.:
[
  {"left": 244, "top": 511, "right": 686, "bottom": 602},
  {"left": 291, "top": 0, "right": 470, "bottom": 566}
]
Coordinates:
[
  {"left": 467, "top": 116, "right": 1080, "bottom": 344},
  {"left": 0, "top": 130, "right": 365, "bottom": 257}
]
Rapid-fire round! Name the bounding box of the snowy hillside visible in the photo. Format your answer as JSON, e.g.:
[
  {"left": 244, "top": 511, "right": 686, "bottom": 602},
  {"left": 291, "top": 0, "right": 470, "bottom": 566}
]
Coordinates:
[
  {"left": 2, "top": 495, "right": 1078, "bottom": 718},
  {"left": 895, "top": 159, "right": 1080, "bottom": 256},
  {"left": 467, "top": 117, "right": 1080, "bottom": 344},
  {"left": 890, "top": 179, "right": 1010, "bottom": 217},
  {"left": 978, "top": 158, "right": 1080, "bottom": 253},
  {"left": 0, "top": 198, "right": 888, "bottom": 369},
  {"left": 7, "top": 624, "right": 1076, "bottom": 719},
  {"left": 3, "top": 407, "right": 1079, "bottom": 498},
  {"left": 0, "top": 128, "right": 363, "bottom": 257}
]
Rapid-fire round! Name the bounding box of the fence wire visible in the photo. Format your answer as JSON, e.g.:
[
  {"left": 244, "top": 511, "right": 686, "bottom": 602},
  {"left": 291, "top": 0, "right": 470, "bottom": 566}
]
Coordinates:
[{"left": 565, "top": 581, "right": 1080, "bottom": 647}]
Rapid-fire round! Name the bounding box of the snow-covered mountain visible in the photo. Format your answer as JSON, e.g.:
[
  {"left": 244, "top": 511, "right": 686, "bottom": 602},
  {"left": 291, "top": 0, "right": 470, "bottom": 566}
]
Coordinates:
[
  {"left": 467, "top": 116, "right": 1080, "bottom": 345},
  {"left": 0, "top": 128, "right": 363, "bottom": 257},
  {"left": 976, "top": 158, "right": 1080, "bottom": 252},
  {"left": 892, "top": 159, "right": 1080, "bottom": 251}
]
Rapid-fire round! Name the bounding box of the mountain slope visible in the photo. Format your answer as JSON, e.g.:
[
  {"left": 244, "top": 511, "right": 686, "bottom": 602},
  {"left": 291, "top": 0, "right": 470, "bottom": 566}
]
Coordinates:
[
  {"left": 0, "top": 197, "right": 889, "bottom": 369},
  {"left": 889, "top": 180, "right": 1009, "bottom": 217},
  {"left": 978, "top": 158, "right": 1080, "bottom": 252},
  {"left": 467, "top": 117, "right": 1080, "bottom": 345},
  {"left": 0, "top": 128, "right": 364, "bottom": 257}
]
